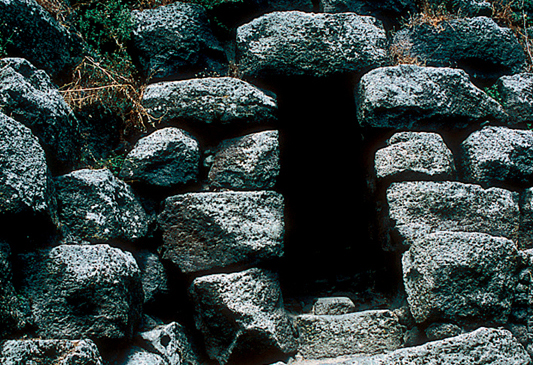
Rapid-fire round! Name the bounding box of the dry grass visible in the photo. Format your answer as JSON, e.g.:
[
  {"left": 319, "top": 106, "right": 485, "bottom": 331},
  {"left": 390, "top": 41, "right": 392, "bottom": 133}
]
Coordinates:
[
  {"left": 402, "top": 1, "right": 457, "bottom": 31},
  {"left": 59, "top": 56, "right": 158, "bottom": 135}
]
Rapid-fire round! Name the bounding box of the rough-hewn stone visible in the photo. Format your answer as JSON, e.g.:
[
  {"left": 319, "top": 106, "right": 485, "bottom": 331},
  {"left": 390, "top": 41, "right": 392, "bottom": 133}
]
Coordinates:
[
  {"left": 0, "top": 0, "right": 84, "bottom": 78},
  {"left": 312, "top": 297, "right": 356, "bottom": 315},
  {"left": 0, "top": 339, "right": 103, "bottom": 365},
  {"left": 0, "top": 112, "right": 55, "bottom": 219},
  {"left": 131, "top": 2, "right": 226, "bottom": 81},
  {"left": 207, "top": 130, "right": 280, "bottom": 190},
  {"left": 295, "top": 310, "right": 404, "bottom": 359},
  {"left": 357, "top": 65, "right": 504, "bottom": 130},
  {"left": 497, "top": 72, "right": 533, "bottom": 125},
  {"left": 22, "top": 244, "right": 143, "bottom": 340},
  {"left": 119, "top": 127, "right": 200, "bottom": 187},
  {"left": 236, "top": 11, "right": 389, "bottom": 79},
  {"left": 374, "top": 131, "right": 455, "bottom": 182},
  {"left": 403, "top": 231, "right": 520, "bottom": 324},
  {"left": 143, "top": 77, "right": 277, "bottom": 125},
  {"left": 157, "top": 191, "right": 284, "bottom": 273},
  {"left": 460, "top": 126, "right": 533, "bottom": 187},
  {"left": 0, "top": 58, "right": 80, "bottom": 170},
  {"left": 391, "top": 16, "right": 527, "bottom": 82},
  {"left": 189, "top": 268, "right": 297, "bottom": 364},
  {"left": 54, "top": 168, "right": 149, "bottom": 244},
  {"left": 386, "top": 181, "right": 520, "bottom": 246}
]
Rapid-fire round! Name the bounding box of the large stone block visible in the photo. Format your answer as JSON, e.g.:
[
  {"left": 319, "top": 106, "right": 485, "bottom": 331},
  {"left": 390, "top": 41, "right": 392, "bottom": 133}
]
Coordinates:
[
  {"left": 402, "top": 231, "right": 520, "bottom": 324},
  {"left": 55, "top": 168, "right": 149, "bottom": 244},
  {"left": 207, "top": 130, "right": 280, "bottom": 190},
  {"left": 236, "top": 11, "right": 389, "bottom": 79},
  {"left": 119, "top": 127, "right": 200, "bottom": 187},
  {"left": 357, "top": 65, "right": 504, "bottom": 130},
  {"left": 391, "top": 16, "right": 527, "bottom": 82},
  {"left": 295, "top": 310, "right": 404, "bottom": 359},
  {"left": 386, "top": 181, "right": 520, "bottom": 246},
  {"left": 22, "top": 244, "right": 143, "bottom": 340},
  {"left": 189, "top": 268, "right": 297, "bottom": 364},
  {"left": 157, "top": 191, "right": 284, "bottom": 273},
  {"left": 460, "top": 126, "right": 533, "bottom": 187},
  {"left": 0, "top": 58, "right": 80, "bottom": 170},
  {"left": 131, "top": 2, "right": 226, "bottom": 81},
  {"left": 143, "top": 77, "right": 277, "bottom": 125},
  {"left": 0, "top": 0, "right": 84, "bottom": 78},
  {"left": 374, "top": 131, "right": 455, "bottom": 182}
]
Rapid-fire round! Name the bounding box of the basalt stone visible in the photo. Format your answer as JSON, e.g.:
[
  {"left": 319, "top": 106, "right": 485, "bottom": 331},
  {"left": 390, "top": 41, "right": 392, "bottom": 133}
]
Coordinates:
[
  {"left": 0, "top": 339, "right": 103, "bottom": 365},
  {"left": 0, "top": 242, "right": 30, "bottom": 338},
  {"left": 120, "top": 347, "right": 166, "bottom": 365},
  {"left": 119, "top": 127, "right": 200, "bottom": 187},
  {"left": 189, "top": 268, "right": 297, "bottom": 364},
  {"left": 157, "top": 191, "right": 284, "bottom": 273},
  {"left": 386, "top": 181, "right": 520, "bottom": 246},
  {"left": 236, "top": 11, "right": 389, "bottom": 79},
  {"left": 517, "top": 187, "right": 533, "bottom": 249},
  {"left": 135, "top": 250, "right": 168, "bottom": 304},
  {"left": 131, "top": 2, "right": 227, "bottom": 81},
  {"left": 207, "top": 130, "right": 280, "bottom": 190},
  {"left": 460, "top": 126, "right": 533, "bottom": 187},
  {"left": 54, "top": 168, "right": 149, "bottom": 244},
  {"left": 496, "top": 72, "right": 533, "bottom": 125},
  {"left": 0, "top": 58, "right": 80, "bottom": 170},
  {"left": 138, "top": 322, "right": 200, "bottom": 365},
  {"left": 22, "top": 244, "right": 143, "bottom": 340},
  {"left": 312, "top": 297, "right": 356, "bottom": 315},
  {"left": 295, "top": 310, "right": 404, "bottom": 359},
  {"left": 357, "top": 65, "right": 504, "bottom": 130},
  {"left": 391, "top": 16, "right": 527, "bottom": 82},
  {"left": 143, "top": 77, "right": 277, "bottom": 126},
  {"left": 300, "top": 328, "right": 531, "bottom": 365},
  {"left": 403, "top": 231, "right": 520, "bottom": 324},
  {"left": 425, "top": 0, "right": 492, "bottom": 16},
  {"left": 425, "top": 322, "right": 462, "bottom": 341},
  {"left": 0, "top": 113, "right": 55, "bottom": 221},
  {"left": 0, "top": 0, "right": 84, "bottom": 78},
  {"left": 374, "top": 131, "right": 455, "bottom": 182}
]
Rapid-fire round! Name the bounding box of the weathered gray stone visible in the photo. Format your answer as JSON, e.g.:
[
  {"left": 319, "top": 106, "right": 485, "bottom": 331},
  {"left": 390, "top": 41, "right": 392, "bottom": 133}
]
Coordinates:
[
  {"left": 135, "top": 250, "right": 168, "bottom": 304},
  {"left": 386, "top": 181, "right": 520, "bottom": 246},
  {"left": 0, "top": 58, "right": 80, "bottom": 169},
  {"left": 157, "top": 191, "right": 284, "bottom": 273},
  {"left": 119, "top": 127, "right": 200, "bottom": 187},
  {"left": 424, "top": 322, "right": 462, "bottom": 341},
  {"left": 208, "top": 130, "right": 280, "bottom": 190},
  {"left": 357, "top": 65, "right": 504, "bottom": 130},
  {"left": 292, "top": 328, "right": 531, "bottom": 365},
  {"left": 0, "top": 0, "right": 84, "bottom": 78},
  {"left": 0, "top": 339, "right": 103, "bottom": 365},
  {"left": 497, "top": 72, "right": 533, "bottom": 125},
  {"left": 143, "top": 77, "right": 277, "bottom": 125},
  {"left": 236, "top": 11, "right": 389, "bottom": 79},
  {"left": 131, "top": 2, "right": 226, "bottom": 81},
  {"left": 139, "top": 322, "right": 200, "bottom": 365},
  {"left": 403, "top": 231, "right": 520, "bottom": 324},
  {"left": 460, "top": 126, "right": 533, "bottom": 187},
  {"left": 22, "top": 244, "right": 143, "bottom": 340},
  {"left": 120, "top": 347, "right": 166, "bottom": 365},
  {"left": 518, "top": 187, "right": 533, "bottom": 249},
  {"left": 312, "top": 297, "right": 356, "bottom": 315},
  {"left": 374, "top": 131, "right": 455, "bottom": 182},
  {"left": 0, "top": 112, "right": 55, "bottom": 219},
  {"left": 391, "top": 16, "right": 527, "bottom": 82},
  {"left": 189, "top": 268, "right": 297, "bottom": 364},
  {"left": 0, "top": 242, "right": 29, "bottom": 338},
  {"left": 295, "top": 310, "right": 404, "bottom": 359},
  {"left": 55, "top": 168, "right": 149, "bottom": 243}
]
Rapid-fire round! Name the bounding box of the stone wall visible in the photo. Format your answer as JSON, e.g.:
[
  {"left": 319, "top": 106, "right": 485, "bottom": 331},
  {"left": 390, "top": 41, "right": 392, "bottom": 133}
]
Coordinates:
[{"left": 2, "top": 0, "right": 533, "bottom": 364}]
